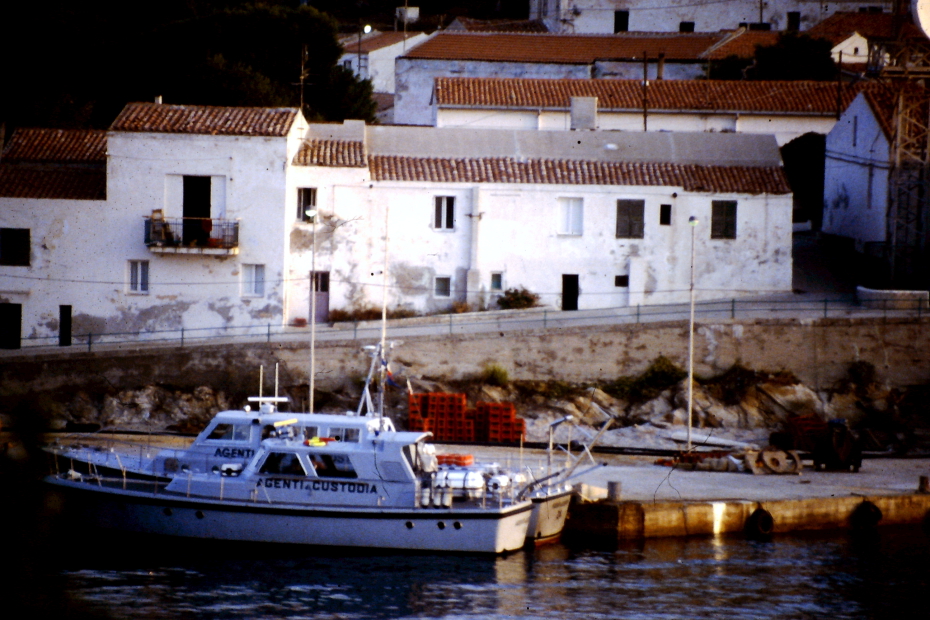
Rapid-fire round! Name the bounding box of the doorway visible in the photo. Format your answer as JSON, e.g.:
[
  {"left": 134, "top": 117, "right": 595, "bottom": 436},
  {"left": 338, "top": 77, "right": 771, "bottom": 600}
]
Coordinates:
[
  {"left": 0, "top": 303, "right": 22, "bottom": 349},
  {"left": 562, "top": 274, "right": 579, "bottom": 311},
  {"left": 59, "top": 305, "right": 72, "bottom": 347},
  {"left": 182, "top": 175, "right": 211, "bottom": 246},
  {"left": 311, "top": 271, "right": 330, "bottom": 323}
]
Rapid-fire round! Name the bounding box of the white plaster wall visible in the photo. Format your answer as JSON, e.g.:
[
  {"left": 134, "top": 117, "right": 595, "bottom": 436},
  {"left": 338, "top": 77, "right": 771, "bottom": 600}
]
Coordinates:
[
  {"left": 594, "top": 61, "right": 705, "bottom": 81},
  {"left": 0, "top": 196, "right": 105, "bottom": 344},
  {"left": 530, "top": 0, "right": 891, "bottom": 33},
  {"left": 435, "top": 108, "right": 837, "bottom": 146},
  {"left": 395, "top": 58, "right": 592, "bottom": 126},
  {"left": 340, "top": 33, "right": 431, "bottom": 94},
  {"left": 822, "top": 94, "right": 890, "bottom": 244},
  {"left": 831, "top": 33, "right": 870, "bottom": 64},
  {"left": 285, "top": 171, "right": 792, "bottom": 314},
  {"left": 60, "top": 132, "right": 298, "bottom": 342}
]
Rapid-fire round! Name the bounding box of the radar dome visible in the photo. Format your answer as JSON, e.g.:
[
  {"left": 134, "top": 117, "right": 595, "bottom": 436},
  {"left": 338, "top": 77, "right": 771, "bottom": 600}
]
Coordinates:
[{"left": 914, "top": 0, "right": 930, "bottom": 38}]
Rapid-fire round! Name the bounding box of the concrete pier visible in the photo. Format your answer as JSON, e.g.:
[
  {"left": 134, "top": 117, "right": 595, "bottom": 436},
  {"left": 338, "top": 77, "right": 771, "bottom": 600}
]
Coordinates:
[
  {"left": 562, "top": 455, "right": 930, "bottom": 542},
  {"left": 463, "top": 446, "right": 930, "bottom": 542}
]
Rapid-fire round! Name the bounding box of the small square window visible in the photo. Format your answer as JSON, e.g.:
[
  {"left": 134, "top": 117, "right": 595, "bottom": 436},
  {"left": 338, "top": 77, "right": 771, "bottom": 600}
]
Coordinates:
[
  {"left": 434, "top": 196, "right": 455, "bottom": 229},
  {"left": 434, "top": 276, "right": 451, "bottom": 297},
  {"left": 615, "top": 275, "right": 629, "bottom": 287},
  {"left": 660, "top": 204, "right": 672, "bottom": 226},
  {"left": 129, "top": 260, "right": 149, "bottom": 293},
  {"left": 243, "top": 264, "right": 265, "bottom": 296},
  {"left": 490, "top": 272, "right": 503, "bottom": 291},
  {"left": 298, "top": 188, "right": 317, "bottom": 222},
  {"left": 679, "top": 21, "right": 695, "bottom": 32},
  {"left": 0, "top": 228, "right": 30, "bottom": 266}
]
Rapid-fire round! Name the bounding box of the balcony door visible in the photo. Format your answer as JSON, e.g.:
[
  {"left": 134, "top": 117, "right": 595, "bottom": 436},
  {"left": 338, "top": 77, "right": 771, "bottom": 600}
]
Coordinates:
[{"left": 182, "top": 176, "right": 211, "bottom": 246}]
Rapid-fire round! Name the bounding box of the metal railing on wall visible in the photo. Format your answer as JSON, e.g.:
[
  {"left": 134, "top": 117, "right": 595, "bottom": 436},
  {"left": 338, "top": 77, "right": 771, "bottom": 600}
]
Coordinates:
[{"left": 4, "top": 294, "right": 927, "bottom": 354}]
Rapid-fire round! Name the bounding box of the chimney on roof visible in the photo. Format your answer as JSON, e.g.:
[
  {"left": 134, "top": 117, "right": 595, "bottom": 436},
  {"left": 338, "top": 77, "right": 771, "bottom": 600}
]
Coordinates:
[
  {"left": 570, "top": 97, "right": 598, "bottom": 131},
  {"left": 657, "top": 53, "right": 665, "bottom": 80},
  {"left": 155, "top": 95, "right": 163, "bottom": 104}
]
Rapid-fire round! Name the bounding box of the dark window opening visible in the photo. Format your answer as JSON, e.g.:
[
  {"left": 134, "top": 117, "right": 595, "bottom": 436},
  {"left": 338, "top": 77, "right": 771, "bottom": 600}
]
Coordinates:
[
  {"left": 616, "top": 200, "right": 645, "bottom": 238},
  {"left": 787, "top": 12, "right": 801, "bottom": 31},
  {"left": 660, "top": 204, "right": 672, "bottom": 226},
  {"left": 679, "top": 21, "right": 695, "bottom": 32},
  {"left": 299, "top": 188, "right": 318, "bottom": 222},
  {"left": 313, "top": 271, "right": 329, "bottom": 293},
  {"left": 614, "top": 10, "right": 629, "bottom": 32},
  {"left": 434, "top": 196, "right": 455, "bottom": 229},
  {"left": 0, "top": 228, "right": 30, "bottom": 266},
  {"left": 615, "top": 275, "right": 629, "bottom": 287},
  {"left": 711, "top": 200, "right": 738, "bottom": 239}
]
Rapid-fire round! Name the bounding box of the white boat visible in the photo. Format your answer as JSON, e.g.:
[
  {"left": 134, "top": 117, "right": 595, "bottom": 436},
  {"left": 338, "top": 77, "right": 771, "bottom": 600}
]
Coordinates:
[
  {"left": 45, "top": 346, "right": 581, "bottom": 551},
  {"left": 46, "top": 409, "right": 569, "bottom": 553}
]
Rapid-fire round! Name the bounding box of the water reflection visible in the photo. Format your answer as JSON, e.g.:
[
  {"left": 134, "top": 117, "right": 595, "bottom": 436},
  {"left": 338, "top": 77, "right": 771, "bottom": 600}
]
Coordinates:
[{"left": 48, "top": 526, "right": 930, "bottom": 620}]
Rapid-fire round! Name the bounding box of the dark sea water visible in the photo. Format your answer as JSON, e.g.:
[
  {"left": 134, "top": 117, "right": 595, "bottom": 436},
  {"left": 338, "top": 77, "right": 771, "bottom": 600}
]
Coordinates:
[{"left": 41, "top": 526, "right": 930, "bottom": 620}]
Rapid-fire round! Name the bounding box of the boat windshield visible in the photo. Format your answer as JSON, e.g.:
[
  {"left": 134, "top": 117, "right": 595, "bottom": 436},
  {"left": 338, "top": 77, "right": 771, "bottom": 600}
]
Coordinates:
[
  {"left": 258, "top": 452, "right": 307, "bottom": 476},
  {"left": 206, "top": 423, "right": 251, "bottom": 442},
  {"left": 308, "top": 453, "right": 358, "bottom": 479}
]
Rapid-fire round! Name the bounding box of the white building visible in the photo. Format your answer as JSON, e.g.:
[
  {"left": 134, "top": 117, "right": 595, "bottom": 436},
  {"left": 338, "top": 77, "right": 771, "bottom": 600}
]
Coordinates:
[
  {"left": 529, "top": 0, "right": 892, "bottom": 34},
  {"left": 431, "top": 77, "right": 863, "bottom": 145},
  {"left": 289, "top": 123, "right": 793, "bottom": 318},
  {"left": 1, "top": 103, "right": 793, "bottom": 348},
  {"left": 0, "top": 104, "right": 308, "bottom": 348},
  {"left": 822, "top": 85, "right": 891, "bottom": 252},
  {"left": 338, "top": 30, "right": 431, "bottom": 94},
  {"left": 394, "top": 31, "right": 728, "bottom": 126}
]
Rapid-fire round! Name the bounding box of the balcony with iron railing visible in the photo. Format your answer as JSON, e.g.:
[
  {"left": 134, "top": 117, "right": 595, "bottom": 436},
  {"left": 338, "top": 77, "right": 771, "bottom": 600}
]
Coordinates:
[{"left": 144, "top": 214, "right": 239, "bottom": 255}]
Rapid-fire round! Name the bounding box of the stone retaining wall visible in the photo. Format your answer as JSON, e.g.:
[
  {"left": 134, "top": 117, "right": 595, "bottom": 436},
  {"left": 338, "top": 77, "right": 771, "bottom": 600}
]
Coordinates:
[{"left": 2, "top": 316, "right": 929, "bottom": 415}]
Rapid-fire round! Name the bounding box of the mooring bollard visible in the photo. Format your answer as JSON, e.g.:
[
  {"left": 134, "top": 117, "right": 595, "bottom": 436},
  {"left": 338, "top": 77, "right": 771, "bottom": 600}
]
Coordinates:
[
  {"left": 918, "top": 475, "right": 930, "bottom": 494},
  {"left": 607, "top": 481, "right": 622, "bottom": 503}
]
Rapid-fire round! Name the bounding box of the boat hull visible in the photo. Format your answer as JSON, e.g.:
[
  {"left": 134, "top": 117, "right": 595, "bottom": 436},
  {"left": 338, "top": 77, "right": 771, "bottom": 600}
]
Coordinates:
[
  {"left": 528, "top": 489, "right": 573, "bottom": 544},
  {"left": 48, "top": 477, "right": 533, "bottom": 554}
]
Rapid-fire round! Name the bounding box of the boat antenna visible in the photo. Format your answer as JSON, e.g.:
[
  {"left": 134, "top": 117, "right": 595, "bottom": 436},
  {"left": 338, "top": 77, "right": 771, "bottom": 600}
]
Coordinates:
[
  {"left": 259, "top": 365, "right": 263, "bottom": 400},
  {"left": 275, "top": 363, "right": 279, "bottom": 406}
]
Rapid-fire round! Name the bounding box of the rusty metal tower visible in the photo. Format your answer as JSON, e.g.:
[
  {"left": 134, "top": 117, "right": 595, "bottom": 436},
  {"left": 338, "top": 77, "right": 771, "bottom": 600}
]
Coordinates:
[{"left": 869, "top": 0, "right": 930, "bottom": 286}]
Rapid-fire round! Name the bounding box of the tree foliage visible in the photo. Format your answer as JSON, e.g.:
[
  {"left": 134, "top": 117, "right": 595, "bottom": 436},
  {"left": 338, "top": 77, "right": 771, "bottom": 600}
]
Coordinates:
[
  {"left": 708, "top": 32, "right": 837, "bottom": 81},
  {"left": 0, "top": 1, "right": 376, "bottom": 134}
]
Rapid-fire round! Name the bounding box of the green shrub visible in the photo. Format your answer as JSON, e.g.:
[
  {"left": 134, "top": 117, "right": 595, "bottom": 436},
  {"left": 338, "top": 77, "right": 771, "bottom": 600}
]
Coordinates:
[
  {"left": 481, "top": 363, "right": 510, "bottom": 387},
  {"left": 601, "top": 356, "right": 687, "bottom": 404},
  {"left": 496, "top": 287, "right": 540, "bottom": 310}
]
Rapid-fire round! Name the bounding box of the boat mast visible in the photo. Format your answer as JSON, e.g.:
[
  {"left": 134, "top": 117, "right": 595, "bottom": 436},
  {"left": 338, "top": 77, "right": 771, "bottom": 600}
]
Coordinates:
[{"left": 378, "top": 198, "right": 389, "bottom": 421}]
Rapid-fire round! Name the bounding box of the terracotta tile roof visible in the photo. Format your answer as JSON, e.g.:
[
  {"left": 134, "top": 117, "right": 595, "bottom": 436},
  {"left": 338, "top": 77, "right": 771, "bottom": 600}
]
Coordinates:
[
  {"left": 435, "top": 77, "right": 863, "bottom": 115},
  {"left": 703, "top": 30, "right": 781, "bottom": 60},
  {"left": 293, "top": 140, "right": 367, "bottom": 167},
  {"left": 402, "top": 32, "right": 726, "bottom": 64},
  {"left": 447, "top": 17, "right": 550, "bottom": 33},
  {"left": 1, "top": 128, "right": 106, "bottom": 163},
  {"left": 807, "top": 12, "right": 926, "bottom": 43},
  {"left": 110, "top": 102, "right": 298, "bottom": 136},
  {"left": 369, "top": 155, "right": 790, "bottom": 195},
  {"left": 342, "top": 31, "right": 427, "bottom": 54},
  {"left": 0, "top": 165, "right": 106, "bottom": 200}
]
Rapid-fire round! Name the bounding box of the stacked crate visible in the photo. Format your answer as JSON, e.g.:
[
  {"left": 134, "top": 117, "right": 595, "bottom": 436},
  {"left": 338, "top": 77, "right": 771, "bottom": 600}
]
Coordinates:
[
  {"left": 407, "top": 392, "right": 474, "bottom": 442},
  {"left": 407, "top": 392, "right": 525, "bottom": 444},
  {"left": 474, "top": 402, "right": 525, "bottom": 443}
]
